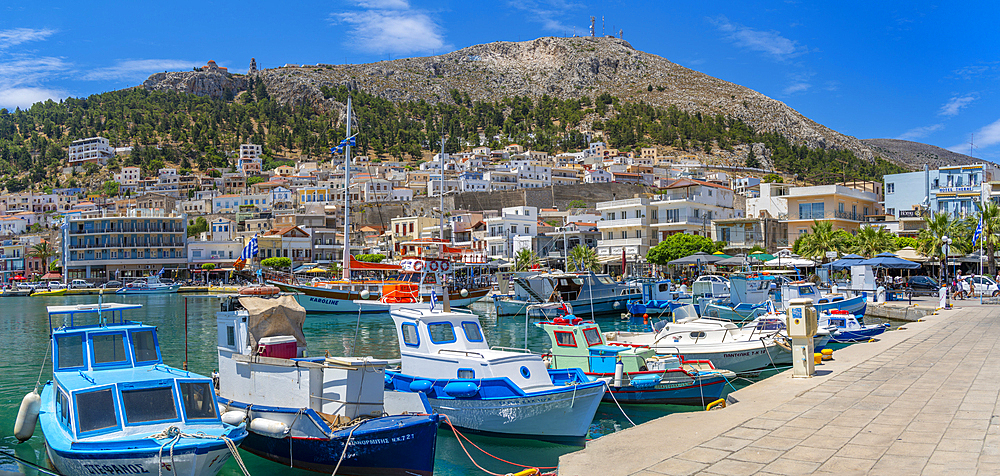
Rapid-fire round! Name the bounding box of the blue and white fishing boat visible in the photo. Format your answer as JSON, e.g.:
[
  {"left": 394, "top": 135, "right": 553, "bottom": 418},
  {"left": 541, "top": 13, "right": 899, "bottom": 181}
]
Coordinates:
[
  {"left": 626, "top": 280, "right": 684, "bottom": 317},
  {"left": 215, "top": 295, "right": 441, "bottom": 475},
  {"left": 493, "top": 270, "right": 641, "bottom": 317},
  {"left": 27, "top": 302, "right": 246, "bottom": 476},
  {"left": 116, "top": 274, "right": 181, "bottom": 294},
  {"left": 537, "top": 315, "right": 734, "bottom": 405},
  {"left": 779, "top": 282, "right": 867, "bottom": 316},
  {"left": 384, "top": 305, "right": 605, "bottom": 444},
  {"left": 819, "top": 309, "right": 888, "bottom": 343}
]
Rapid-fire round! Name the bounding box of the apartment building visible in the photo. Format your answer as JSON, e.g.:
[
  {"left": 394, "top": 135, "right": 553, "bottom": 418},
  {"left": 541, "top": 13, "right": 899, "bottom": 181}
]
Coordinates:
[
  {"left": 596, "top": 198, "right": 652, "bottom": 259},
  {"left": 484, "top": 206, "right": 538, "bottom": 259},
  {"left": 258, "top": 226, "right": 312, "bottom": 266},
  {"left": 61, "top": 209, "right": 187, "bottom": 280},
  {"left": 649, "top": 179, "right": 739, "bottom": 238},
  {"left": 784, "top": 184, "right": 881, "bottom": 243},
  {"left": 68, "top": 137, "right": 114, "bottom": 165}
]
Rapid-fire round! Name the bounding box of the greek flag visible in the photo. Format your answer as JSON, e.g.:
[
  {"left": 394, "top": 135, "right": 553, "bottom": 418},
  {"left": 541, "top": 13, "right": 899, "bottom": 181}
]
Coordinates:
[
  {"left": 429, "top": 289, "right": 437, "bottom": 312},
  {"left": 330, "top": 136, "right": 357, "bottom": 154},
  {"left": 242, "top": 235, "right": 259, "bottom": 260},
  {"left": 974, "top": 216, "right": 983, "bottom": 246}
]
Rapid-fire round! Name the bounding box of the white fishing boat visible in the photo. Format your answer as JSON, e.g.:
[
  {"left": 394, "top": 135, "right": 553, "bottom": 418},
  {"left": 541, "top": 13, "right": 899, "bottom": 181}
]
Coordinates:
[
  {"left": 493, "top": 271, "right": 641, "bottom": 317},
  {"left": 115, "top": 274, "right": 180, "bottom": 294},
  {"left": 384, "top": 306, "right": 605, "bottom": 444}
]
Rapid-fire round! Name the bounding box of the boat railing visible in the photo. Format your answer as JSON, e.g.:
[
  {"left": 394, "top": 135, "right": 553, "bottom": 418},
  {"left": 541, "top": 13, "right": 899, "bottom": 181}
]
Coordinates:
[
  {"left": 438, "top": 349, "right": 484, "bottom": 358},
  {"left": 651, "top": 326, "right": 739, "bottom": 346},
  {"left": 490, "top": 346, "right": 535, "bottom": 354}
]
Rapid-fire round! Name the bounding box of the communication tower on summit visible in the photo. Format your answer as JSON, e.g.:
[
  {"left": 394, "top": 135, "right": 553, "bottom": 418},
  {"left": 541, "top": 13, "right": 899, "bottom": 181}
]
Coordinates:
[
  {"left": 249, "top": 58, "right": 257, "bottom": 76},
  {"left": 602, "top": 16, "right": 605, "bottom": 36},
  {"left": 619, "top": 29, "right": 623, "bottom": 39},
  {"left": 590, "top": 16, "right": 595, "bottom": 37}
]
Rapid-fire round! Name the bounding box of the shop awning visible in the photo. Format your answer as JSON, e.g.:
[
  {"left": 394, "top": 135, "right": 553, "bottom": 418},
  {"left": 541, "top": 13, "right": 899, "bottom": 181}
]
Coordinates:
[{"left": 348, "top": 255, "right": 401, "bottom": 271}]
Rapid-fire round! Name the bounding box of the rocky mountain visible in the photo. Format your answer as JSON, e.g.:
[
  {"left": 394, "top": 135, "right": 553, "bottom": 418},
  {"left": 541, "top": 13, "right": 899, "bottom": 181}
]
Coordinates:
[
  {"left": 142, "top": 36, "right": 915, "bottom": 169},
  {"left": 860, "top": 138, "right": 978, "bottom": 169}
]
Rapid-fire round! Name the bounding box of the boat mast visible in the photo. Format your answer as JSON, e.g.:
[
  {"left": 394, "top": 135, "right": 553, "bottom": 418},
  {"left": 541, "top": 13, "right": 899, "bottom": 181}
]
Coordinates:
[
  {"left": 342, "top": 95, "right": 352, "bottom": 281},
  {"left": 439, "top": 137, "right": 445, "bottom": 244}
]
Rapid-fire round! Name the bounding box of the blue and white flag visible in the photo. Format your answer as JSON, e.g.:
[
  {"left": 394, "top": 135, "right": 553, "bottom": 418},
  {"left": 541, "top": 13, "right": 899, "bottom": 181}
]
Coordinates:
[
  {"left": 330, "top": 136, "right": 357, "bottom": 154},
  {"left": 429, "top": 289, "right": 437, "bottom": 312},
  {"left": 242, "top": 235, "right": 259, "bottom": 260},
  {"left": 974, "top": 216, "right": 983, "bottom": 246},
  {"left": 156, "top": 267, "right": 165, "bottom": 277}
]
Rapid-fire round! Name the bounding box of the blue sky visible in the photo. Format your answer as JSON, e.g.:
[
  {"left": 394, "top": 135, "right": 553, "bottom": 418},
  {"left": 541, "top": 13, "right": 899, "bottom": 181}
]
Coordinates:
[{"left": 2, "top": 0, "right": 999, "bottom": 161}]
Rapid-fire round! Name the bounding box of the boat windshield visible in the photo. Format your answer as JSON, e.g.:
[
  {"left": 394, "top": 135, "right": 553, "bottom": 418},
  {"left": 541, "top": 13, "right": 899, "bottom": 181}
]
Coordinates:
[
  {"left": 56, "top": 334, "right": 85, "bottom": 369},
  {"left": 122, "top": 387, "right": 177, "bottom": 424},
  {"left": 597, "top": 276, "right": 615, "bottom": 285},
  {"left": 76, "top": 389, "right": 118, "bottom": 433},
  {"left": 92, "top": 334, "right": 127, "bottom": 365},
  {"left": 583, "top": 327, "right": 603, "bottom": 346},
  {"left": 131, "top": 330, "right": 158, "bottom": 363},
  {"left": 180, "top": 382, "right": 217, "bottom": 420}
]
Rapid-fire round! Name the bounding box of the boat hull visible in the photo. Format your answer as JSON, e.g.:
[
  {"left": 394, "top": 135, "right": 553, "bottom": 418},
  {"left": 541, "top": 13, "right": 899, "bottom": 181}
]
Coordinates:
[
  {"left": 813, "top": 295, "right": 867, "bottom": 316},
  {"left": 115, "top": 284, "right": 181, "bottom": 294},
  {"left": 827, "top": 324, "right": 888, "bottom": 343},
  {"left": 495, "top": 292, "right": 640, "bottom": 317},
  {"left": 238, "top": 414, "right": 440, "bottom": 476},
  {"left": 45, "top": 441, "right": 234, "bottom": 476},
  {"left": 600, "top": 374, "right": 728, "bottom": 405},
  {"left": 637, "top": 341, "right": 791, "bottom": 374},
  {"left": 280, "top": 282, "right": 490, "bottom": 313}
]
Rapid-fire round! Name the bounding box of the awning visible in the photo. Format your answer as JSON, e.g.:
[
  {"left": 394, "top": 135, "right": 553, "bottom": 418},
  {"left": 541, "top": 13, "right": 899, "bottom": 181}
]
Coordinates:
[{"left": 348, "top": 255, "right": 402, "bottom": 271}]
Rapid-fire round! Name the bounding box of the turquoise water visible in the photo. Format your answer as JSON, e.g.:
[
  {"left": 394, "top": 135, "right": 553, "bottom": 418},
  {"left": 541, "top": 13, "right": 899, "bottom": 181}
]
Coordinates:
[{"left": 0, "top": 294, "right": 739, "bottom": 475}]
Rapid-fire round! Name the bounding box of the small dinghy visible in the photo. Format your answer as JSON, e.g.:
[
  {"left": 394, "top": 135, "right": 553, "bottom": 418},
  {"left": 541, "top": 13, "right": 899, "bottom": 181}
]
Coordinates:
[{"left": 820, "top": 309, "right": 889, "bottom": 343}]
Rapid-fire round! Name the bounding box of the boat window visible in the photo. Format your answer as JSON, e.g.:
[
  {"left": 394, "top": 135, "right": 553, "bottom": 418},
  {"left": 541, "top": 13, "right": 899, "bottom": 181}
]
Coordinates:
[
  {"left": 131, "top": 330, "right": 159, "bottom": 363},
  {"left": 427, "top": 323, "right": 456, "bottom": 344},
  {"left": 458, "top": 369, "right": 475, "bottom": 379},
  {"left": 226, "top": 326, "right": 235, "bottom": 346},
  {"left": 92, "top": 333, "right": 128, "bottom": 365},
  {"left": 800, "top": 286, "right": 817, "bottom": 296},
  {"left": 553, "top": 331, "right": 577, "bottom": 347},
  {"left": 461, "top": 321, "right": 483, "bottom": 342},
  {"left": 180, "top": 382, "right": 218, "bottom": 420},
  {"left": 57, "top": 388, "right": 70, "bottom": 426},
  {"left": 401, "top": 323, "right": 420, "bottom": 347},
  {"left": 658, "top": 283, "right": 670, "bottom": 293},
  {"left": 690, "top": 331, "right": 707, "bottom": 338},
  {"left": 583, "top": 328, "right": 603, "bottom": 346},
  {"left": 75, "top": 388, "right": 118, "bottom": 433},
  {"left": 56, "top": 334, "right": 85, "bottom": 369},
  {"left": 122, "top": 387, "right": 177, "bottom": 424},
  {"left": 572, "top": 278, "right": 584, "bottom": 285},
  {"left": 598, "top": 276, "right": 615, "bottom": 285}
]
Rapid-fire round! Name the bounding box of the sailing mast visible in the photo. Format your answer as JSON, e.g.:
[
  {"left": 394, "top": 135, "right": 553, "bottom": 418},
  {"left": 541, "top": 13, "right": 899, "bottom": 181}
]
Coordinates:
[{"left": 342, "top": 96, "right": 353, "bottom": 281}]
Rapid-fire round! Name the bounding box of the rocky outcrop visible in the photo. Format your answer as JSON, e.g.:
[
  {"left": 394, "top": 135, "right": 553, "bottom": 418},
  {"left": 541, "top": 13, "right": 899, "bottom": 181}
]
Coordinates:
[
  {"left": 142, "top": 70, "right": 247, "bottom": 100},
  {"left": 860, "top": 138, "right": 977, "bottom": 169},
  {"left": 141, "top": 36, "right": 912, "bottom": 169}
]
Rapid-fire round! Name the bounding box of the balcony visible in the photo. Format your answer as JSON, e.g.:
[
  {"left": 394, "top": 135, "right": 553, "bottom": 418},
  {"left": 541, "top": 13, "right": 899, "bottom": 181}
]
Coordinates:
[
  {"left": 597, "top": 198, "right": 646, "bottom": 209},
  {"left": 598, "top": 217, "right": 647, "bottom": 228},
  {"left": 597, "top": 238, "right": 650, "bottom": 248},
  {"left": 652, "top": 215, "right": 711, "bottom": 227},
  {"left": 789, "top": 211, "right": 871, "bottom": 222}
]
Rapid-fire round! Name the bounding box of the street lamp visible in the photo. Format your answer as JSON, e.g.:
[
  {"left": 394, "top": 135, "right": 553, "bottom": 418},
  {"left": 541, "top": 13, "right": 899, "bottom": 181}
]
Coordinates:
[{"left": 942, "top": 235, "right": 952, "bottom": 307}]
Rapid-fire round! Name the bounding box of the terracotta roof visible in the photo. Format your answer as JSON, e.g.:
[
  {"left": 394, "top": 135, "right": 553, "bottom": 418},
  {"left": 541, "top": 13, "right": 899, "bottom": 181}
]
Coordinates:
[{"left": 665, "top": 178, "right": 732, "bottom": 191}]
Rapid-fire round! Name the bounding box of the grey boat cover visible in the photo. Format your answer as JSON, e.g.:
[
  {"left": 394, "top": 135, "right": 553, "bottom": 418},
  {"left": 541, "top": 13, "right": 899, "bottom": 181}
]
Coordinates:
[{"left": 240, "top": 295, "right": 307, "bottom": 350}]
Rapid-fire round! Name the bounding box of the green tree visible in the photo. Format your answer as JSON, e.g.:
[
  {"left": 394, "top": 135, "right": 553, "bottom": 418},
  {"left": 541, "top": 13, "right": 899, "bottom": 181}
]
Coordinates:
[
  {"left": 976, "top": 201, "right": 1000, "bottom": 275},
  {"left": 745, "top": 147, "right": 760, "bottom": 168},
  {"left": 795, "top": 221, "right": 850, "bottom": 262},
  {"left": 356, "top": 253, "right": 386, "bottom": 263},
  {"left": 762, "top": 173, "right": 783, "bottom": 183},
  {"left": 247, "top": 176, "right": 265, "bottom": 187},
  {"left": 566, "top": 200, "right": 589, "bottom": 209},
  {"left": 567, "top": 245, "right": 600, "bottom": 273},
  {"left": 187, "top": 216, "right": 208, "bottom": 237},
  {"left": 102, "top": 180, "right": 120, "bottom": 197},
  {"left": 201, "top": 263, "right": 216, "bottom": 270},
  {"left": 646, "top": 234, "right": 718, "bottom": 265},
  {"left": 514, "top": 248, "right": 539, "bottom": 271},
  {"left": 261, "top": 257, "right": 292, "bottom": 270},
  {"left": 28, "top": 241, "right": 57, "bottom": 274},
  {"left": 852, "top": 224, "right": 898, "bottom": 258},
  {"left": 894, "top": 236, "right": 919, "bottom": 250},
  {"left": 917, "top": 212, "right": 967, "bottom": 279}
]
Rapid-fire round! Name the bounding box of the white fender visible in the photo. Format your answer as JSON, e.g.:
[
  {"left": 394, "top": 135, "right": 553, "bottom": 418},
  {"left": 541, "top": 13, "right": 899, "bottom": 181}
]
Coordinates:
[
  {"left": 221, "top": 410, "right": 247, "bottom": 426},
  {"left": 217, "top": 402, "right": 228, "bottom": 416},
  {"left": 14, "top": 391, "right": 40, "bottom": 442},
  {"left": 249, "top": 417, "right": 289, "bottom": 438}
]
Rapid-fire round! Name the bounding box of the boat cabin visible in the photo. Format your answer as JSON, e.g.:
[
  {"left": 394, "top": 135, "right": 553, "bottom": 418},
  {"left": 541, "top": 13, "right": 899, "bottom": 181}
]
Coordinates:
[
  {"left": 536, "top": 316, "right": 657, "bottom": 374},
  {"left": 390, "top": 308, "right": 556, "bottom": 391},
  {"left": 512, "top": 271, "right": 639, "bottom": 303},
  {"left": 779, "top": 282, "right": 845, "bottom": 309},
  {"left": 820, "top": 309, "right": 864, "bottom": 331},
  {"left": 47, "top": 303, "right": 221, "bottom": 440},
  {"left": 639, "top": 280, "right": 677, "bottom": 302}
]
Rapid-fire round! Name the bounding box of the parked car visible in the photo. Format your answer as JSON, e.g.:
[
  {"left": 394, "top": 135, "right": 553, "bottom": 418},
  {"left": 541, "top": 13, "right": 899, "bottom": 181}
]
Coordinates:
[
  {"left": 963, "top": 275, "right": 1000, "bottom": 297},
  {"left": 101, "top": 280, "right": 123, "bottom": 289},
  {"left": 906, "top": 276, "right": 940, "bottom": 295},
  {"left": 48, "top": 281, "right": 66, "bottom": 290},
  {"left": 69, "top": 279, "right": 93, "bottom": 289}
]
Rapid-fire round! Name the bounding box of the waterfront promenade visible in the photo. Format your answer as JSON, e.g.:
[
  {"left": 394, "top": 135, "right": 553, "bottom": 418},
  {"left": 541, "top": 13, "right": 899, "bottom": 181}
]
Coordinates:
[{"left": 560, "top": 302, "right": 1000, "bottom": 475}]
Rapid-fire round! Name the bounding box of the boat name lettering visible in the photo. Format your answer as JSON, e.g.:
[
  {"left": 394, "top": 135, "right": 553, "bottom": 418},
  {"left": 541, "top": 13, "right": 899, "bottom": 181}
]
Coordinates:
[
  {"left": 350, "top": 433, "right": 415, "bottom": 445},
  {"left": 83, "top": 463, "right": 150, "bottom": 474},
  {"left": 308, "top": 297, "right": 340, "bottom": 306},
  {"left": 721, "top": 350, "right": 764, "bottom": 358}
]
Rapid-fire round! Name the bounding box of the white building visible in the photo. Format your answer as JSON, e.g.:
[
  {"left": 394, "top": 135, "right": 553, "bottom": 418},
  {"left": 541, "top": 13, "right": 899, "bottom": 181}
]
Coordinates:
[
  {"left": 390, "top": 188, "right": 413, "bottom": 202},
  {"left": 114, "top": 166, "right": 141, "bottom": 185},
  {"left": 584, "top": 168, "right": 613, "bottom": 184},
  {"left": 596, "top": 198, "right": 653, "bottom": 259},
  {"left": 68, "top": 137, "right": 113, "bottom": 165},
  {"left": 483, "top": 206, "right": 538, "bottom": 259},
  {"left": 746, "top": 182, "right": 791, "bottom": 219}
]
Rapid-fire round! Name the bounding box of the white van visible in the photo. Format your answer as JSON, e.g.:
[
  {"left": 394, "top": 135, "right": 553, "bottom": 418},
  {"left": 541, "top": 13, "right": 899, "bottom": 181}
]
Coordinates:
[{"left": 69, "top": 279, "right": 92, "bottom": 289}]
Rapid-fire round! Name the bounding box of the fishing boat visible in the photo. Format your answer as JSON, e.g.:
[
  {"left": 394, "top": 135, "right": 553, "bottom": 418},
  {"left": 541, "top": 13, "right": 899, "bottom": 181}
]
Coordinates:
[
  {"left": 602, "top": 308, "right": 793, "bottom": 374},
  {"left": 384, "top": 306, "right": 605, "bottom": 444},
  {"left": 2, "top": 286, "right": 32, "bottom": 297},
  {"left": 537, "top": 315, "right": 734, "bottom": 405},
  {"left": 116, "top": 274, "right": 181, "bottom": 294},
  {"left": 820, "top": 309, "right": 888, "bottom": 343},
  {"left": 31, "top": 288, "right": 67, "bottom": 297},
  {"left": 493, "top": 270, "right": 641, "bottom": 317},
  {"left": 215, "top": 294, "right": 441, "bottom": 475},
  {"left": 22, "top": 302, "right": 247, "bottom": 476},
  {"left": 778, "top": 281, "right": 867, "bottom": 316}
]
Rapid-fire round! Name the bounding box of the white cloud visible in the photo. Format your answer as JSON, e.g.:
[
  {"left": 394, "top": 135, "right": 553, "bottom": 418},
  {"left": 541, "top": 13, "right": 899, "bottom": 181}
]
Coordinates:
[
  {"left": 330, "top": 1, "right": 446, "bottom": 55},
  {"left": 948, "top": 118, "right": 1000, "bottom": 154},
  {"left": 0, "top": 56, "right": 70, "bottom": 88},
  {"left": 506, "top": 0, "right": 582, "bottom": 34},
  {"left": 710, "top": 16, "right": 805, "bottom": 61},
  {"left": 896, "top": 124, "right": 944, "bottom": 141},
  {"left": 939, "top": 94, "right": 976, "bottom": 117},
  {"left": 82, "top": 59, "right": 204, "bottom": 81},
  {"left": 0, "top": 28, "right": 55, "bottom": 49},
  {"left": 0, "top": 86, "right": 66, "bottom": 110},
  {"left": 783, "top": 82, "right": 811, "bottom": 95}
]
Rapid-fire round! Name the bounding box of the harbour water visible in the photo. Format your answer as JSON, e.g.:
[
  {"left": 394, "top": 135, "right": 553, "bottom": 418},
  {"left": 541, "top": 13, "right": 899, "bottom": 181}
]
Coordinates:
[{"left": 0, "top": 294, "right": 756, "bottom": 475}]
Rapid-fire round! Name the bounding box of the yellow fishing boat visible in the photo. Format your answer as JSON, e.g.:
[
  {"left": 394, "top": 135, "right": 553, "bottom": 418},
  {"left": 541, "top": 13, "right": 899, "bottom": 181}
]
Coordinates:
[{"left": 31, "top": 288, "right": 67, "bottom": 297}]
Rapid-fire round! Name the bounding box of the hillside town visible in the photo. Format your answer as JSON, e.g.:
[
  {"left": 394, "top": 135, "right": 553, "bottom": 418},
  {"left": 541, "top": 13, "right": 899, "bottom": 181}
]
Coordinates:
[{"left": 0, "top": 133, "right": 992, "bottom": 285}]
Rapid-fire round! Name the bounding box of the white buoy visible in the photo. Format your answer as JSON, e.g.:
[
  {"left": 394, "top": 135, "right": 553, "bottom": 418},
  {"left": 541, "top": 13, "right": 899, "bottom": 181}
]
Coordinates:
[
  {"left": 460, "top": 288, "right": 469, "bottom": 297},
  {"left": 221, "top": 410, "right": 247, "bottom": 426},
  {"left": 613, "top": 360, "right": 624, "bottom": 388},
  {"left": 360, "top": 289, "right": 370, "bottom": 300},
  {"left": 249, "top": 418, "right": 289, "bottom": 438},
  {"left": 14, "top": 390, "right": 40, "bottom": 442}
]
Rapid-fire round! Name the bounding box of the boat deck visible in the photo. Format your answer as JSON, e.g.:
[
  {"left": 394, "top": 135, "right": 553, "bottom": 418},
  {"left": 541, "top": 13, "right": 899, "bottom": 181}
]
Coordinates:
[{"left": 560, "top": 301, "right": 1000, "bottom": 475}]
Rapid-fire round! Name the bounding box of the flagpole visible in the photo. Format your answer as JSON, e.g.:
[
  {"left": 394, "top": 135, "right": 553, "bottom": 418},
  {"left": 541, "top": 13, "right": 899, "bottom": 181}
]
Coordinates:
[{"left": 342, "top": 95, "right": 353, "bottom": 281}]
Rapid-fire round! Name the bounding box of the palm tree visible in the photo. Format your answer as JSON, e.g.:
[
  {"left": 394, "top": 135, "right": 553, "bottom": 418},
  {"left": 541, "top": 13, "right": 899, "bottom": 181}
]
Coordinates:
[
  {"left": 917, "top": 212, "right": 967, "bottom": 280},
  {"left": 796, "top": 221, "right": 849, "bottom": 262},
  {"left": 853, "top": 225, "right": 898, "bottom": 258},
  {"left": 976, "top": 201, "right": 1000, "bottom": 276},
  {"left": 514, "top": 249, "right": 539, "bottom": 272},
  {"left": 28, "top": 241, "right": 57, "bottom": 275},
  {"left": 567, "top": 244, "right": 600, "bottom": 273}
]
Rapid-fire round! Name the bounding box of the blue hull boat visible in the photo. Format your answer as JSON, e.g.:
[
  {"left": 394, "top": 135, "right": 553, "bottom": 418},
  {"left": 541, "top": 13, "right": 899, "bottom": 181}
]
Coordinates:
[
  {"left": 821, "top": 310, "right": 887, "bottom": 343},
  {"left": 600, "top": 376, "right": 728, "bottom": 405},
  {"left": 813, "top": 295, "right": 867, "bottom": 316},
  {"left": 235, "top": 411, "right": 440, "bottom": 475}
]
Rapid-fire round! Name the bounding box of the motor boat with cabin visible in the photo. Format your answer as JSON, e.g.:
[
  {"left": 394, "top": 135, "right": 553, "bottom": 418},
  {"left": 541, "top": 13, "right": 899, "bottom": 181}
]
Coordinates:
[
  {"left": 493, "top": 271, "right": 641, "bottom": 317},
  {"left": 602, "top": 305, "right": 793, "bottom": 373},
  {"left": 778, "top": 282, "right": 867, "bottom": 316},
  {"left": 819, "top": 309, "right": 888, "bottom": 343},
  {"left": 537, "top": 315, "right": 734, "bottom": 405},
  {"left": 27, "top": 302, "right": 246, "bottom": 476},
  {"left": 115, "top": 274, "right": 181, "bottom": 294},
  {"left": 215, "top": 295, "right": 441, "bottom": 475},
  {"left": 699, "top": 273, "right": 778, "bottom": 322},
  {"left": 626, "top": 280, "right": 685, "bottom": 317},
  {"left": 383, "top": 306, "right": 605, "bottom": 444}
]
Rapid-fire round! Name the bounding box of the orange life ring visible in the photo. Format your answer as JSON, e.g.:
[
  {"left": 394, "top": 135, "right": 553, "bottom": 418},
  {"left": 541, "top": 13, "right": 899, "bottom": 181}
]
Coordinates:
[
  {"left": 440, "top": 261, "right": 451, "bottom": 272},
  {"left": 413, "top": 261, "right": 424, "bottom": 271},
  {"left": 429, "top": 261, "right": 440, "bottom": 272}
]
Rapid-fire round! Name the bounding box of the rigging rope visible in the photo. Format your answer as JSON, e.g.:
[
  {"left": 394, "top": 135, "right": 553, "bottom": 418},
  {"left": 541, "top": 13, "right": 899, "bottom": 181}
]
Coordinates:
[{"left": 441, "top": 415, "right": 555, "bottom": 475}]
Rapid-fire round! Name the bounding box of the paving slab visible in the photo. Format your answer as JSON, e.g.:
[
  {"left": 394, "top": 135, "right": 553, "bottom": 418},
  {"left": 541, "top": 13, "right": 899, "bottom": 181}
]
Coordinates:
[{"left": 559, "top": 303, "right": 1000, "bottom": 475}]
